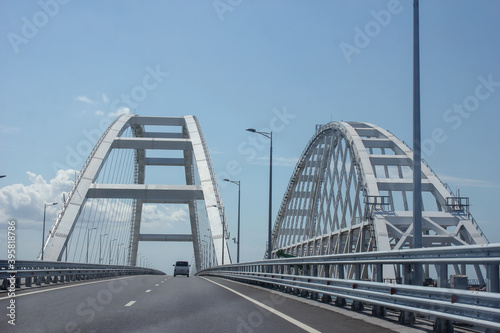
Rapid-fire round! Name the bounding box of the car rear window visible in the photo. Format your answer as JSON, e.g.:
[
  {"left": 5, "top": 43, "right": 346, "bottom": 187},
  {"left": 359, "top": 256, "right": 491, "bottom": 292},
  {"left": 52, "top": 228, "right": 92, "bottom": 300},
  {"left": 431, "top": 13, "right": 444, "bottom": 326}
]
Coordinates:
[{"left": 176, "top": 261, "right": 188, "bottom": 266}]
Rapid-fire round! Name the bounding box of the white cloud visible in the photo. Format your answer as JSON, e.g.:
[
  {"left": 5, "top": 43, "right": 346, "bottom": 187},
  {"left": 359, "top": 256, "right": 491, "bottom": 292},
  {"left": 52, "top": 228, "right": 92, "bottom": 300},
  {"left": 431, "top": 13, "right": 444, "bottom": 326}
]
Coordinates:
[
  {"left": 440, "top": 175, "right": 499, "bottom": 188},
  {"left": 0, "top": 169, "right": 188, "bottom": 234},
  {"left": 75, "top": 95, "right": 97, "bottom": 104},
  {"left": 108, "top": 107, "right": 131, "bottom": 118},
  {"left": 251, "top": 155, "right": 298, "bottom": 167},
  {"left": 102, "top": 94, "right": 109, "bottom": 105},
  {"left": 0, "top": 125, "right": 21, "bottom": 134},
  {"left": 141, "top": 204, "right": 188, "bottom": 230},
  {"left": 0, "top": 170, "right": 76, "bottom": 229},
  {"left": 95, "top": 110, "right": 105, "bottom": 116}
]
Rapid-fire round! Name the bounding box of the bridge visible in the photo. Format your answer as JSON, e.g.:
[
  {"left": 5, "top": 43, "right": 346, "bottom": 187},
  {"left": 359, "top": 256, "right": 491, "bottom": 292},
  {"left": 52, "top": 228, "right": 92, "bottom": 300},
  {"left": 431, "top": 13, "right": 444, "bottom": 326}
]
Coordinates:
[{"left": 1, "top": 115, "right": 499, "bottom": 332}]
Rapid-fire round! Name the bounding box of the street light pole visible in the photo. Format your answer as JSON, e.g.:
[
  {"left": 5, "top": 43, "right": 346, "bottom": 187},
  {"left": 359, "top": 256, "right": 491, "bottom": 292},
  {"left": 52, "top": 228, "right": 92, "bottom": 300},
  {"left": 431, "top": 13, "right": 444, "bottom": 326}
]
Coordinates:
[
  {"left": 412, "top": 0, "right": 422, "bottom": 250},
  {"left": 99, "top": 234, "right": 108, "bottom": 264},
  {"left": 412, "top": 0, "right": 423, "bottom": 286},
  {"left": 109, "top": 238, "right": 117, "bottom": 264},
  {"left": 211, "top": 204, "right": 226, "bottom": 266},
  {"left": 201, "top": 240, "right": 207, "bottom": 268},
  {"left": 222, "top": 207, "right": 225, "bottom": 265},
  {"left": 117, "top": 243, "right": 123, "bottom": 265},
  {"left": 86, "top": 227, "right": 97, "bottom": 263},
  {"left": 42, "top": 202, "right": 57, "bottom": 261},
  {"left": 246, "top": 128, "right": 273, "bottom": 260},
  {"left": 224, "top": 179, "right": 241, "bottom": 263}
]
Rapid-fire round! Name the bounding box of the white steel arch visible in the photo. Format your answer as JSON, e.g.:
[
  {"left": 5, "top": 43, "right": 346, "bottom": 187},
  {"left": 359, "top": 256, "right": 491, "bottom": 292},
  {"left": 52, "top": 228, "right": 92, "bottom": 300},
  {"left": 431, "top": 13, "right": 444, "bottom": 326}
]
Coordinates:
[
  {"left": 43, "top": 114, "right": 231, "bottom": 268},
  {"left": 272, "top": 121, "right": 487, "bottom": 281}
]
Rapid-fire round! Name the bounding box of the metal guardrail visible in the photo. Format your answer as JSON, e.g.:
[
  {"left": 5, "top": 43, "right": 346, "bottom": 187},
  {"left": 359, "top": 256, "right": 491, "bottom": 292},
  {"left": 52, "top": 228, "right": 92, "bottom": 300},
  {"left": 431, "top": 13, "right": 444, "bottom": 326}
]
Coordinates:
[
  {"left": 0, "top": 260, "right": 164, "bottom": 290},
  {"left": 197, "top": 244, "right": 500, "bottom": 332}
]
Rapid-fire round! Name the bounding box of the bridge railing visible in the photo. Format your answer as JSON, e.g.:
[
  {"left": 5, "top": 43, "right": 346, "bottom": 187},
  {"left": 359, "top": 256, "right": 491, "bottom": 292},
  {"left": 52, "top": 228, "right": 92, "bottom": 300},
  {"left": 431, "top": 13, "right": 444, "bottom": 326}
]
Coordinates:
[
  {"left": 197, "top": 243, "right": 500, "bottom": 332},
  {"left": 0, "top": 260, "right": 164, "bottom": 290}
]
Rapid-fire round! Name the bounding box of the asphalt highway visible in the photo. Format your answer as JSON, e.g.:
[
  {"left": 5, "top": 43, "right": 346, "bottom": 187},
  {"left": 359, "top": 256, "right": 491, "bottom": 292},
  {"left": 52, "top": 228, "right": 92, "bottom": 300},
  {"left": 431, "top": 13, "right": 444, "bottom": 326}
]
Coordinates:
[{"left": 0, "top": 275, "right": 415, "bottom": 332}]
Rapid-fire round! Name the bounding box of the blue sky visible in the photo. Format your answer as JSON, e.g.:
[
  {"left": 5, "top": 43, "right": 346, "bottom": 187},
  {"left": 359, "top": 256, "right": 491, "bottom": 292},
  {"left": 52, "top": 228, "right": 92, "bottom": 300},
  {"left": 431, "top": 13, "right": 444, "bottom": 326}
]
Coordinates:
[{"left": 1, "top": 0, "right": 499, "bottom": 274}]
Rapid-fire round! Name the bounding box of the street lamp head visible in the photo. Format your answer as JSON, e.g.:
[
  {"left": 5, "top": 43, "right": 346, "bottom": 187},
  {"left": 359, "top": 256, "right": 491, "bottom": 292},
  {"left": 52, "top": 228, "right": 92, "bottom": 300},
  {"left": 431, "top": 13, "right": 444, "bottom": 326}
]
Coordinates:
[
  {"left": 245, "top": 128, "right": 256, "bottom": 133},
  {"left": 0, "top": 175, "right": 6, "bottom": 178},
  {"left": 223, "top": 178, "right": 230, "bottom": 182}
]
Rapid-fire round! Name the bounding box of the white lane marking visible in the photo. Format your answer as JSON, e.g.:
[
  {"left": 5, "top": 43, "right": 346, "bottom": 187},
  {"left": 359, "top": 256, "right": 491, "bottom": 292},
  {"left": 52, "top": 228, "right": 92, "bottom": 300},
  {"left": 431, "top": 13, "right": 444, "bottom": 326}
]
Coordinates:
[
  {"left": 0, "top": 276, "right": 132, "bottom": 300},
  {"left": 202, "top": 277, "right": 321, "bottom": 333},
  {"left": 155, "top": 284, "right": 159, "bottom": 286},
  {"left": 161, "top": 281, "right": 164, "bottom": 283},
  {"left": 145, "top": 289, "right": 151, "bottom": 293},
  {"left": 124, "top": 301, "right": 136, "bottom": 307}
]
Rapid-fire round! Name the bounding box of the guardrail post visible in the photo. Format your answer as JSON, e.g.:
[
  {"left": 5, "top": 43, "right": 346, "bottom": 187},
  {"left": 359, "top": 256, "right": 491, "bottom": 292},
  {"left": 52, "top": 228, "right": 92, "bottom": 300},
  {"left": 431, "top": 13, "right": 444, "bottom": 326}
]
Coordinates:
[
  {"left": 372, "top": 263, "right": 386, "bottom": 317},
  {"left": 399, "top": 264, "right": 416, "bottom": 326},
  {"left": 374, "top": 264, "right": 383, "bottom": 282},
  {"left": 338, "top": 264, "right": 344, "bottom": 280},
  {"left": 433, "top": 318, "right": 454, "bottom": 333},
  {"left": 351, "top": 265, "right": 364, "bottom": 311},
  {"left": 487, "top": 263, "right": 499, "bottom": 293},
  {"left": 403, "top": 264, "right": 412, "bottom": 285},
  {"left": 321, "top": 263, "right": 332, "bottom": 302},
  {"left": 437, "top": 264, "right": 448, "bottom": 288}
]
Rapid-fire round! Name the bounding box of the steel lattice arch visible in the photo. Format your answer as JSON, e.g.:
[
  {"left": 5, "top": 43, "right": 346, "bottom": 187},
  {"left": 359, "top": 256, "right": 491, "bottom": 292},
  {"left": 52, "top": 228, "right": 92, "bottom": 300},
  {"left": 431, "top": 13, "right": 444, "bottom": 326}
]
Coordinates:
[
  {"left": 271, "top": 121, "right": 488, "bottom": 282},
  {"left": 43, "top": 114, "right": 230, "bottom": 269}
]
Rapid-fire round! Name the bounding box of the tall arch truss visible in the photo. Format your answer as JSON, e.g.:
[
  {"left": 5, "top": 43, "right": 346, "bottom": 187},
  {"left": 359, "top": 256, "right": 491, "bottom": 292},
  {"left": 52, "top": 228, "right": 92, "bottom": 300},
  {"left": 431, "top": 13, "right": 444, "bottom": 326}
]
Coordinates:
[
  {"left": 272, "top": 122, "right": 487, "bottom": 280},
  {"left": 43, "top": 114, "right": 230, "bottom": 268}
]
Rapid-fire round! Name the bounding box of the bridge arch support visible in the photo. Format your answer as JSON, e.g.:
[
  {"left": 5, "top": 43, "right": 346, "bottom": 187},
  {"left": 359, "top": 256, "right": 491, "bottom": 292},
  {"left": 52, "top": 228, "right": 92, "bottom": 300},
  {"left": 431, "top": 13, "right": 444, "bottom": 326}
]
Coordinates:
[
  {"left": 272, "top": 121, "right": 487, "bottom": 281},
  {"left": 43, "top": 114, "right": 231, "bottom": 268}
]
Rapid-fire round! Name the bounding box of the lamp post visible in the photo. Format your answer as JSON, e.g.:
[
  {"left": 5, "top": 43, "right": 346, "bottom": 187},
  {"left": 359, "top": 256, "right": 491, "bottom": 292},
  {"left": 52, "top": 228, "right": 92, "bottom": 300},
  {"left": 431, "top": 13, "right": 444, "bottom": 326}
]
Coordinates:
[
  {"left": 224, "top": 178, "right": 241, "bottom": 263},
  {"left": 109, "top": 238, "right": 117, "bottom": 264},
  {"left": 211, "top": 204, "right": 226, "bottom": 265},
  {"left": 124, "top": 246, "right": 129, "bottom": 265},
  {"left": 41, "top": 202, "right": 58, "bottom": 260},
  {"left": 139, "top": 255, "right": 145, "bottom": 267},
  {"left": 99, "top": 234, "right": 108, "bottom": 264},
  {"left": 204, "top": 235, "right": 212, "bottom": 267},
  {"left": 117, "top": 243, "right": 124, "bottom": 265},
  {"left": 412, "top": 0, "right": 423, "bottom": 287},
  {"left": 86, "top": 227, "right": 97, "bottom": 263},
  {"left": 201, "top": 240, "right": 207, "bottom": 268},
  {"left": 221, "top": 207, "right": 226, "bottom": 265},
  {"left": 246, "top": 128, "right": 273, "bottom": 260}
]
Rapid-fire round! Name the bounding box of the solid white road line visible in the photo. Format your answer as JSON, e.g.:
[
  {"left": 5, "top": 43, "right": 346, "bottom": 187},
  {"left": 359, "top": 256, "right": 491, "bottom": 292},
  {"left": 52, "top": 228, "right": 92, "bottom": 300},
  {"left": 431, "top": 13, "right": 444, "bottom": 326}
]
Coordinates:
[
  {"left": 202, "top": 277, "right": 321, "bottom": 333},
  {"left": 0, "top": 276, "right": 132, "bottom": 300},
  {"left": 124, "top": 301, "right": 136, "bottom": 307}
]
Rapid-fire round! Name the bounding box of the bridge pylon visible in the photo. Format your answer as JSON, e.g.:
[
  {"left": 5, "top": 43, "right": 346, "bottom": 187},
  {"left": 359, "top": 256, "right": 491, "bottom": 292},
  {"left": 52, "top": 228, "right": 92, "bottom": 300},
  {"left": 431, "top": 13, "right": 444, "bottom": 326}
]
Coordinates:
[{"left": 42, "top": 114, "right": 231, "bottom": 269}]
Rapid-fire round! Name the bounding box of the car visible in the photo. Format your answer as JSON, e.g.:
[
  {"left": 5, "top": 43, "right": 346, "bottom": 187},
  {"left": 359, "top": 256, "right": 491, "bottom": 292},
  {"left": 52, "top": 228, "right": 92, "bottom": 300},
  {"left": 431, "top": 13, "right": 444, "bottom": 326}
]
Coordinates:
[{"left": 173, "top": 261, "right": 190, "bottom": 277}]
